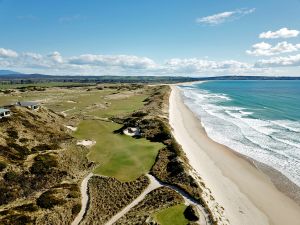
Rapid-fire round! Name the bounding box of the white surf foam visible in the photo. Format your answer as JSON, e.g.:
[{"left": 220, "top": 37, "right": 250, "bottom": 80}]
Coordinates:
[{"left": 181, "top": 87, "right": 300, "bottom": 187}]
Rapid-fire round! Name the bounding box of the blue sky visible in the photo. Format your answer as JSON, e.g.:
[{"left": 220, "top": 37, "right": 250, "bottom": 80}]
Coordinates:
[{"left": 1, "top": 0, "right": 300, "bottom": 76}]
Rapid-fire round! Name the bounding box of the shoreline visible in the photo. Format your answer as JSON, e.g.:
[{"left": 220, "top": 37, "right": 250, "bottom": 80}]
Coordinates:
[
  {"left": 169, "top": 86, "right": 300, "bottom": 225},
  {"left": 178, "top": 83, "right": 300, "bottom": 204}
]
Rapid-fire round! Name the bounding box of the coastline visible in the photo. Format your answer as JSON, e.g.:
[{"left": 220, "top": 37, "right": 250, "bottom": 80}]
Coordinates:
[{"left": 169, "top": 86, "right": 300, "bottom": 225}]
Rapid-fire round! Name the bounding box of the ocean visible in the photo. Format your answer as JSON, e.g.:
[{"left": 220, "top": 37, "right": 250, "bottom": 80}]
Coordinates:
[{"left": 180, "top": 80, "right": 300, "bottom": 187}]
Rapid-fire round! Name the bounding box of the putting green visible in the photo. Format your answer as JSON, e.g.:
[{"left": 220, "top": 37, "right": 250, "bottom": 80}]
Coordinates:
[{"left": 153, "top": 204, "right": 188, "bottom": 225}]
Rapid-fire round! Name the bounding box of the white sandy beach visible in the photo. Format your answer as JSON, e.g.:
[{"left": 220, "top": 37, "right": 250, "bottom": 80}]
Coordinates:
[{"left": 169, "top": 86, "right": 300, "bottom": 225}]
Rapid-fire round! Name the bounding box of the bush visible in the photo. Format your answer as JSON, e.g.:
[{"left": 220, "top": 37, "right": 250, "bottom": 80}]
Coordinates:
[
  {"left": 7, "top": 129, "right": 18, "bottom": 139},
  {"left": 7, "top": 142, "right": 30, "bottom": 158},
  {"left": 132, "top": 111, "right": 148, "bottom": 117},
  {"left": 72, "top": 203, "right": 82, "bottom": 215},
  {"left": 31, "top": 143, "right": 60, "bottom": 152},
  {"left": 37, "top": 190, "right": 65, "bottom": 209},
  {"left": 67, "top": 191, "right": 80, "bottom": 198},
  {"left": 0, "top": 161, "right": 7, "bottom": 171},
  {"left": 184, "top": 205, "right": 199, "bottom": 221},
  {"left": 30, "top": 154, "right": 58, "bottom": 175},
  {"left": 167, "top": 160, "right": 184, "bottom": 176},
  {"left": 14, "top": 203, "right": 38, "bottom": 212},
  {"left": 4, "top": 171, "right": 19, "bottom": 182},
  {"left": 19, "top": 138, "right": 29, "bottom": 143},
  {"left": 0, "top": 184, "right": 20, "bottom": 205},
  {"left": 2, "top": 214, "right": 33, "bottom": 225}
]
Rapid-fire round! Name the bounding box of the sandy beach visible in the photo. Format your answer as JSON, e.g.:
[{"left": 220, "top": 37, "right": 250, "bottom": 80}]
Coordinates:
[{"left": 169, "top": 86, "right": 300, "bottom": 225}]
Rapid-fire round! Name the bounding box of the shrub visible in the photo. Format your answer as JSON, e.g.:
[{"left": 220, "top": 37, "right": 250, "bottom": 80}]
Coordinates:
[
  {"left": 184, "top": 205, "right": 199, "bottom": 221},
  {"left": 0, "top": 184, "right": 20, "bottom": 205},
  {"left": 7, "top": 129, "right": 19, "bottom": 139},
  {"left": 37, "top": 190, "right": 65, "bottom": 209},
  {"left": 4, "top": 171, "right": 19, "bottom": 182},
  {"left": 19, "top": 138, "right": 29, "bottom": 143},
  {"left": 72, "top": 203, "right": 82, "bottom": 215},
  {"left": 31, "top": 143, "right": 60, "bottom": 152},
  {"left": 0, "top": 161, "right": 7, "bottom": 171},
  {"left": 67, "top": 191, "right": 80, "bottom": 198},
  {"left": 2, "top": 214, "right": 33, "bottom": 225},
  {"left": 30, "top": 154, "right": 58, "bottom": 175},
  {"left": 7, "top": 142, "right": 30, "bottom": 158},
  {"left": 14, "top": 203, "right": 38, "bottom": 212},
  {"left": 167, "top": 160, "right": 184, "bottom": 176}
]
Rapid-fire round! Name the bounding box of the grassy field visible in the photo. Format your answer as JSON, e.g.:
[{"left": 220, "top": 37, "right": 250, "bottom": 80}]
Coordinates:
[
  {"left": 71, "top": 86, "right": 163, "bottom": 181},
  {"left": 74, "top": 120, "right": 163, "bottom": 182},
  {"left": 0, "top": 84, "right": 164, "bottom": 181},
  {"left": 153, "top": 204, "right": 188, "bottom": 225},
  {"left": 0, "top": 82, "right": 95, "bottom": 89}
]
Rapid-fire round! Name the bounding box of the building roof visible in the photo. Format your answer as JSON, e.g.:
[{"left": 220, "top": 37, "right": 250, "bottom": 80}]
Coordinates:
[
  {"left": 0, "top": 108, "right": 10, "bottom": 113},
  {"left": 17, "top": 101, "right": 39, "bottom": 107}
]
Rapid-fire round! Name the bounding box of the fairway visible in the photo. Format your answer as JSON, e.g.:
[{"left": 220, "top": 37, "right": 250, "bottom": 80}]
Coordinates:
[
  {"left": 74, "top": 120, "right": 163, "bottom": 181},
  {"left": 153, "top": 204, "right": 188, "bottom": 225}
]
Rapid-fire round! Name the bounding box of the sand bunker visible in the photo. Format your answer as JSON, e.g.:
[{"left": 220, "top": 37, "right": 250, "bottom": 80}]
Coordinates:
[
  {"left": 77, "top": 140, "right": 96, "bottom": 147},
  {"left": 65, "top": 125, "right": 77, "bottom": 131},
  {"left": 123, "top": 127, "right": 140, "bottom": 136}
]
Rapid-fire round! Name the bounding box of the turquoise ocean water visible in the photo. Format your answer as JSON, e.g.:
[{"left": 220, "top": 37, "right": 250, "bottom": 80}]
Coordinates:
[{"left": 180, "top": 80, "right": 300, "bottom": 187}]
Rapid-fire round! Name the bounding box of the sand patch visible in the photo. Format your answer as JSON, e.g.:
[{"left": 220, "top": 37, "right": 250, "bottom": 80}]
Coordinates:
[
  {"left": 65, "top": 125, "right": 77, "bottom": 131},
  {"left": 77, "top": 140, "right": 96, "bottom": 147},
  {"left": 123, "top": 127, "right": 140, "bottom": 136}
]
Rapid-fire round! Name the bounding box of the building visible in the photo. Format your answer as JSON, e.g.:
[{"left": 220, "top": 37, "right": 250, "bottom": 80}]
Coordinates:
[
  {"left": 0, "top": 108, "right": 11, "bottom": 119},
  {"left": 16, "top": 101, "right": 40, "bottom": 110}
]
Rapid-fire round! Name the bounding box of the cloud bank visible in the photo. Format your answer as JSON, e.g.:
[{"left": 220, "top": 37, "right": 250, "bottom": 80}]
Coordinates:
[{"left": 0, "top": 47, "right": 299, "bottom": 76}]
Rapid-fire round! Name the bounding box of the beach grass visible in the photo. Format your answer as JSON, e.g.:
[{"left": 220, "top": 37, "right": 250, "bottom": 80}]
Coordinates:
[
  {"left": 74, "top": 120, "right": 163, "bottom": 181},
  {"left": 152, "top": 204, "right": 188, "bottom": 225}
]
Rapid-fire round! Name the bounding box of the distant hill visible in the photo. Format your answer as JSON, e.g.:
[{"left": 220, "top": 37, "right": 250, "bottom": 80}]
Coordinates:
[
  {"left": 0, "top": 72, "right": 300, "bottom": 83},
  {"left": 0, "top": 70, "right": 21, "bottom": 75}
]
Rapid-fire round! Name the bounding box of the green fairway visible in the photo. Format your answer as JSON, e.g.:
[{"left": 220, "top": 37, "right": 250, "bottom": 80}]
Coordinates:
[
  {"left": 153, "top": 204, "right": 188, "bottom": 225},
  {"left": 74, "top": 120, "right": 163, "bottom": 181},
  {"left": 91, "top": 94, "right": 148, "bottom": 118}
]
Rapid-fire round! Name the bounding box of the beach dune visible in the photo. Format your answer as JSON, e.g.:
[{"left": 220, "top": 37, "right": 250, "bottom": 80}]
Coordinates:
[{"left": 169, "top": 86, "right": 300, "bottom": 225}]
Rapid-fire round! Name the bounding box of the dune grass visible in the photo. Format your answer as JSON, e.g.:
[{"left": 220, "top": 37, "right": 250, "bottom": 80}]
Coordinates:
[
  {"left": 74, "top": 120, "right": 163, "bottom": 181},
  {"left": 153, "top": 204, "right": 188, "bottom": 225}
]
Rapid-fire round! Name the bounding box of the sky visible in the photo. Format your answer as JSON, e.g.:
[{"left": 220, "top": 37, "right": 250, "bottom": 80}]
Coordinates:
[{"left": 0, "top": 0, "right": 300, "bottom": 76}]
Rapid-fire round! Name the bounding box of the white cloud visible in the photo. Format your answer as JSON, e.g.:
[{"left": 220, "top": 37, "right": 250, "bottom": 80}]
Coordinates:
[
  {"left": 48, "top": 51, "right": 63, "bottom": 63},
  {"left": 0, "top": 47, "right": 298, "bottom": 76},
  {"left": 259, "top": 28, "right": 299, "bottom": 39},
  {"left": 246, "top": 41, "right": 300, "bottom": 56},
  {"left": 164, "top": 58, "right": 254, "bottom": 75},
  {"left": 0, "top": 48, "right": 18, "bottom": 58},
  {"left": 69, "top": 54, "right": 157, "bottom": 69},
  {"left": 196, "top": 8, "right": 255, "bottom": 25},
  {"left": 255, "top": 54, "right": 300, "bottom": 67}
]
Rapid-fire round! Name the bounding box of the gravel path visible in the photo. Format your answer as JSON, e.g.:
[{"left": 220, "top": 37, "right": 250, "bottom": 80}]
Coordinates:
[{"left": 71, "top": 173, "right": 93, "bottom": 225}]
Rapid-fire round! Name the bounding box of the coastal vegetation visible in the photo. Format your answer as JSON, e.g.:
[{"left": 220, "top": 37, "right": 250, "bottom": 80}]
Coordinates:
[
  {"left": 0, "top": 105, "right": 91, "bottom": 224},
  {"left": 0, "top": 82, "right": 214, "bottom": 224}
]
